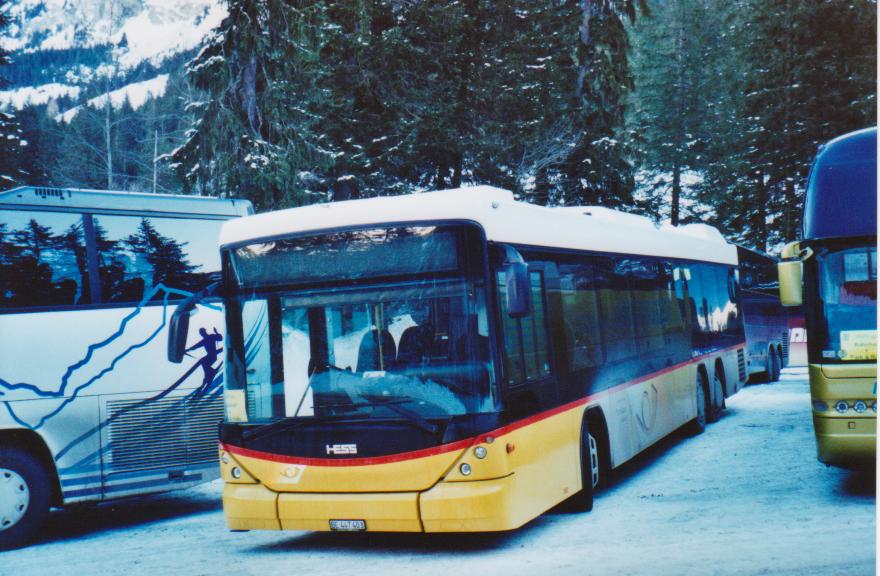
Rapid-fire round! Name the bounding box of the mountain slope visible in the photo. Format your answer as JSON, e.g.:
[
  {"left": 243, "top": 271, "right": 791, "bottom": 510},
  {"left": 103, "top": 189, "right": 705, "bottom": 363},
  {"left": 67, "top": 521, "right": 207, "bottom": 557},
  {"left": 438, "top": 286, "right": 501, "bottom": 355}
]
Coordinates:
[{"left": 0, "top": 0, "right": 225, "bottom": 112}]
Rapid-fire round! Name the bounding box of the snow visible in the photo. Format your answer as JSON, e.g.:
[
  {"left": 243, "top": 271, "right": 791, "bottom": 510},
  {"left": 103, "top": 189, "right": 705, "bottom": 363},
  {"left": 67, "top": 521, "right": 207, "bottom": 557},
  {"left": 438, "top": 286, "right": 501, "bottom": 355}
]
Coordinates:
[
  {"left": 56, "top": 75, "right": 170, "bottom": 123},
  {"left": 2, "top": 0, "right": 227, "bottom": 70},
  {"left": 113, "top": 1, "right": 228, "bottom": 69},
  {"left": 1, "top": 369, "right": 874, "bottom": 575},
  {"left": 0, "top": 83, "right": 81, "bottom": 110}
]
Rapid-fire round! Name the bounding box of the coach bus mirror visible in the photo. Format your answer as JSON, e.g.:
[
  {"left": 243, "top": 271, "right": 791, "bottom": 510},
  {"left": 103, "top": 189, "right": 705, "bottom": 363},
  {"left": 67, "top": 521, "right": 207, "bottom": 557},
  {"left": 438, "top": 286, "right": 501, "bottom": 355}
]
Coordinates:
[
  {"left": 167, "top": 281, "right": 219, "bottom": 363},
  {"left": 501, "top": 246, "right": 531, "bottom": 318},
  {"left": 168, "top": 306, "right": 192, "bottom": 363},
  {"left": 778, "top": 241, "right": 803, "bottom": 307}
]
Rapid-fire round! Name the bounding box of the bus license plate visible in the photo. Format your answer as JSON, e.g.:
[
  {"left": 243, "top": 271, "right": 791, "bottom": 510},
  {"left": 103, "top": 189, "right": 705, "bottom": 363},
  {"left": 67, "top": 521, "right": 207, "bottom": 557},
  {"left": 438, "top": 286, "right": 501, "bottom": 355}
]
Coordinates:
[{"left": 329, "top": 519, "right": 366, "bottom": 531}]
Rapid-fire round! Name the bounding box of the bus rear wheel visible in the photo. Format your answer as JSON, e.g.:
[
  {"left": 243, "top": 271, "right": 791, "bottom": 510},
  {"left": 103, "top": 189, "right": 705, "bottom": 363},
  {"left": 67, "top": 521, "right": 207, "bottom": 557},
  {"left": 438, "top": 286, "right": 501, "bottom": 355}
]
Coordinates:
[
  {"left": 767, "top": 347, "right": 781, "bottom": 383},
  {"left": 569, "top": 418, "right": 600, "bottom": 512},
  {"left": 707, "top": 368, "right": 724, "bottom": 423},
  {"left": 689, "top": 374, "right": 708, "bottom": 435},
  {"left": 0, "top": 447, "right": 50, "bottom": 550}
]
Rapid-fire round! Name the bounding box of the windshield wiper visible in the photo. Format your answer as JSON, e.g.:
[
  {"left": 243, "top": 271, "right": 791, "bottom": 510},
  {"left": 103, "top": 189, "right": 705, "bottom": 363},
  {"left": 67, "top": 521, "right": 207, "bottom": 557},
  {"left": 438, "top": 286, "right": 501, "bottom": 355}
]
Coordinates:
[
  {"left": 241, "top": 417, "right": 309, "bottom": 442},
  {"left": 356, "top": 395, "right": 441, "bottom": 435}
]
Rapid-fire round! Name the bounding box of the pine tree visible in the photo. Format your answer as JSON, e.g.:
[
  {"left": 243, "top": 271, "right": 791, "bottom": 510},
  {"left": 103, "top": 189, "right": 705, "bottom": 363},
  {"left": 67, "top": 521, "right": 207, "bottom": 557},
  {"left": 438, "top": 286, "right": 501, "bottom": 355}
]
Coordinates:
[
  {"left": 175, "top": 0, "right": 645, "bottom": 209},
  {"left": 174, "top": 0, "right": 335, "bottom": 209},
  {"left": 697, "top": 0, "right": 875, "bottom": 251},
  {"left": 629, "top": 0, "right": 722, "bottom": 224},
  {"left": 0, "top": 0, "right": 24, "bottom": 187}
]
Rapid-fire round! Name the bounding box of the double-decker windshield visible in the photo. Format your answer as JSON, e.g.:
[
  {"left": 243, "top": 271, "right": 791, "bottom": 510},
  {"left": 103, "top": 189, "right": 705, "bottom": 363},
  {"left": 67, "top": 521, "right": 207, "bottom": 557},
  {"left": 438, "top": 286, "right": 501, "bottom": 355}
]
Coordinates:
[
  {"left": 815, "top": 245, "right": 877, "bottom": 363},
  {"left": 225, "top": 225, "right": 496, "bottom": 422}
]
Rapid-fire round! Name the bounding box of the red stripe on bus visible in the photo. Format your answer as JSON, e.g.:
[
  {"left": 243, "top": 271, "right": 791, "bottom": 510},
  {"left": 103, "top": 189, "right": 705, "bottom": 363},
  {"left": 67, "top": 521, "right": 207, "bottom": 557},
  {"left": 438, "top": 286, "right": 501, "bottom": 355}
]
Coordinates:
[{"left": 222, "top": 342, "right": 744, "bottom": 468}]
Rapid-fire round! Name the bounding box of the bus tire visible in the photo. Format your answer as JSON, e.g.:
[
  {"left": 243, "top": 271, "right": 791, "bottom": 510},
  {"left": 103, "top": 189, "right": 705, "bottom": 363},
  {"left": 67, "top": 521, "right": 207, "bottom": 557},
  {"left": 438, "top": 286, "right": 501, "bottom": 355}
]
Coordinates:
[
  {"left": 569, "top": 418, "right": 599, "bottom": 512},
  {"left": 707, "top": 367, "right": 724, "bottom": 423},
  {"left": 0, "top": 446, "right": 51, "bottom": 550},
  {"left": 768, "top": 347, "right": 781, "bottom": 383},
  {"left": 688, "top": 373, "right": 708, "bottom": 435}
]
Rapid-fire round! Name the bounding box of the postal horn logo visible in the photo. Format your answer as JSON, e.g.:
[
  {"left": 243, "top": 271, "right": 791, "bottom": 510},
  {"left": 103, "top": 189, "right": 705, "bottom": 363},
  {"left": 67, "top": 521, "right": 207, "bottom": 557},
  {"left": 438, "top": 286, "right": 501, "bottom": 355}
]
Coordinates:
[{"left": 326, "top": 443, "right": 358, "bottom": 455}]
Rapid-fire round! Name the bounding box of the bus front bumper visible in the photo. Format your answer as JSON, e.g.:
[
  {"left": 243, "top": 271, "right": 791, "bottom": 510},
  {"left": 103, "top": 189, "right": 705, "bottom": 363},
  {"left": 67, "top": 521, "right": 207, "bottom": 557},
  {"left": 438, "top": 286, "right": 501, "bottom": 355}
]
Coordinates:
[
  {"left": 813, "top": 415, "right": 876, "bottom": 467},
  {"left": 223, "top": 475, "right": 519, "bottom": 533}
]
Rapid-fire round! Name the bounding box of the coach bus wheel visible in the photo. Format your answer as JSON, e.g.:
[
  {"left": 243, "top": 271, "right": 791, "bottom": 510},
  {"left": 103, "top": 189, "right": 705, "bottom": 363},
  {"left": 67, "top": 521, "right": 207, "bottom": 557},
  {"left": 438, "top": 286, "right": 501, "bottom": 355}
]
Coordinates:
[
  {"left": 689, "top": 374, "right": 707, "bottom": 435},
  {"left": 570, "top": 419, "right": 600, "bottom": 512},
  {"left": 0, "top": 447, "right": 51, "bottom": 550}
]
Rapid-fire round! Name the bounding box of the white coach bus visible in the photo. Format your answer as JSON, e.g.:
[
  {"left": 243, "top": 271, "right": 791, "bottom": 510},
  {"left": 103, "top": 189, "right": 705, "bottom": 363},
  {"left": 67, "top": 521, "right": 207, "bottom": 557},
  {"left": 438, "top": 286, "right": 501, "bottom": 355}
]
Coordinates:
[{"left": 0, "top": 186, "right": 252, "bottom": 549}]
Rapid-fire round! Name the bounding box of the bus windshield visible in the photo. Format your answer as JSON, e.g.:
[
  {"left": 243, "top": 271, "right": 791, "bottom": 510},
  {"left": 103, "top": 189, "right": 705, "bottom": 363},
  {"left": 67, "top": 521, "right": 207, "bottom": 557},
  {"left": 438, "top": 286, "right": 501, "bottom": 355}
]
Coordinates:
[
  {"left": 815, "top": 244, "right": 877, "bottom": 362},
  {"left": 225, "top": 225, "right": 496, "bottom": 422}
]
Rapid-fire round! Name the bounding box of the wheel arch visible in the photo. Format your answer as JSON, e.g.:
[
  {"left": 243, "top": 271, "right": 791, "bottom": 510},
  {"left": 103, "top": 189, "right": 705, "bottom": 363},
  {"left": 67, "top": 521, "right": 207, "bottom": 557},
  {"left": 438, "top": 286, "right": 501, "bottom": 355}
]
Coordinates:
[{"left": 0, "top": 428, "right": 62, "bottom": 507}]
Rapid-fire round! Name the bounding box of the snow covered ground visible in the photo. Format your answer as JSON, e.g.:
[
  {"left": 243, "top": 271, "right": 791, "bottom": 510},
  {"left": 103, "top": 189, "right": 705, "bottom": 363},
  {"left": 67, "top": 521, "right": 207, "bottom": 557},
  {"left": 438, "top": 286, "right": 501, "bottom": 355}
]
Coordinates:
[{"left": 2, "top": 368, "right": 875, "bottom": 576}]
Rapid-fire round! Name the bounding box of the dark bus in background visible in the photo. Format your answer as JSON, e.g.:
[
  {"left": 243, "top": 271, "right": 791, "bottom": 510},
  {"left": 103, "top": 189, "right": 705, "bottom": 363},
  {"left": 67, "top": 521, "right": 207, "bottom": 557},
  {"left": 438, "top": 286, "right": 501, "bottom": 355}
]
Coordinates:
[{"left": 737, "top": 246, "right": 792, "bottom": 382}]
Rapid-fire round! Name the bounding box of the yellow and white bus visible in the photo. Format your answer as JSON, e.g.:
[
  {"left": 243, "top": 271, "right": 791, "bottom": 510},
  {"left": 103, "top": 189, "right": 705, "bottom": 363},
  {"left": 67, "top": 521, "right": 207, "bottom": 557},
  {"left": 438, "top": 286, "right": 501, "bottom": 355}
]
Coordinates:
[
  {"left": 778, "top": 128, "right": 877, "bottom": 467},
  {"left": 171, "top": 186, "right": 746, "bottom": 532}
]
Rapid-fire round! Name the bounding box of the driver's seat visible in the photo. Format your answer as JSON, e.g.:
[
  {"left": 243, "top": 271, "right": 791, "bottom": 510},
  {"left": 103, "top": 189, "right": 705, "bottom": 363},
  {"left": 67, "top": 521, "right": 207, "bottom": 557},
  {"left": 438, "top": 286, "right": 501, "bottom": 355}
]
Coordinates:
[{"left": 356, "top": 329, "right": 396, "bottom": 372}]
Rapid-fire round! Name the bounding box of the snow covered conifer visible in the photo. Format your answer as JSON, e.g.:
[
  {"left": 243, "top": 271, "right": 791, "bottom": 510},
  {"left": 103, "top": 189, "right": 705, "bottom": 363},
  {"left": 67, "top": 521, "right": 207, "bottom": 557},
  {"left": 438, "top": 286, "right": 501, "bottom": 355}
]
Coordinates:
[{"left": 0, "top": 0, "right": 25, "bottom": 188}]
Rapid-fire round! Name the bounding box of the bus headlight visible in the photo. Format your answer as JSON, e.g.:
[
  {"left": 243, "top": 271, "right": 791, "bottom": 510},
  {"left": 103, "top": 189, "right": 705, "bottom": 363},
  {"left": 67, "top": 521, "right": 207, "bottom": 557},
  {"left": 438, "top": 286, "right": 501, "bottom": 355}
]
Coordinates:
[
  {"left": 812, "top": 401, "right": 828, "bottom": 412},
  {"left": 834, "top": 401, "right": 849, "bottom": 414},
  {"left": 474, "top": 446, "right": 487, "bottom": 459},
  {"left": 459, "top": 463, "right": 472, "bottom": 476},
  {"left": 873, "top": 401, "right": 877, "bottom": 413},
  {"left": 231, "top": 467, "right": 242, "bottom": 479},
  {"left": 220, "top": 452, "right": 230, "bottom": 464},
  {"left": 853, "top": 401, "right": 867, "bottom": 414}
]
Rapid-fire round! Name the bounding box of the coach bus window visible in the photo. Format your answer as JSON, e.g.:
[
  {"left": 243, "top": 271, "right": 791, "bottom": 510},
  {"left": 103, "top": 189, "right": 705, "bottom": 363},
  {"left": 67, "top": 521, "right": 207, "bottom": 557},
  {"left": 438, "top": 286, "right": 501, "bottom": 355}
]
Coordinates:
[
  {"left": 597, "top": 258, "right": 637, "bottom": 364},
  {"left": 817, "top": 246, "right": 877, "bottom": 361},
  {"left": 94, "top": 215, "right": 223, "bottom": 303},
  {"left": 0, "top": 209, "right": 89, "bottom": 309},
  {"left": 558, "top": 260, "right": 603, "bottom": 370}
]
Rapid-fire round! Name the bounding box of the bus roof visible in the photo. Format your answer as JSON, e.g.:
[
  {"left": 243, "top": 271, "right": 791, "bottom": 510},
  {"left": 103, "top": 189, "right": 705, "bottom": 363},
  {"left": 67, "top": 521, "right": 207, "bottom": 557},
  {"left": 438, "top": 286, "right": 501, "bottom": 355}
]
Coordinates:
[
  {"left": 803, "top": 127, "right": 877, "bottom": 241},
  {"left": 0, "top": 186, "right": 253, "bottom": 218},
  {"left": 219, "top": 186, "right": 738, "bottom": 266}
]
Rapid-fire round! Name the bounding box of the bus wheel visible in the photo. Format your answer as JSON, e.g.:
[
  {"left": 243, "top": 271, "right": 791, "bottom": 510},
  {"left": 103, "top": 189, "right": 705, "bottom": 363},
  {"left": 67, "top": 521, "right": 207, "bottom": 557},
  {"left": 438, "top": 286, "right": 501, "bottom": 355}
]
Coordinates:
[
  {"left": 570, "top": 419, "right": 600, "bottom": 512},
  {"left": 768, "top": 348, "right": 781, "bottom": 383},
  {"left": 0, "top": 447, "right": 51, "bottom": 550},
  {"left": 689, "top": 374, "right": 707, "bottom": 435},
  {"left": 707, "top": 369, "right": 724, "bottom": 423}
]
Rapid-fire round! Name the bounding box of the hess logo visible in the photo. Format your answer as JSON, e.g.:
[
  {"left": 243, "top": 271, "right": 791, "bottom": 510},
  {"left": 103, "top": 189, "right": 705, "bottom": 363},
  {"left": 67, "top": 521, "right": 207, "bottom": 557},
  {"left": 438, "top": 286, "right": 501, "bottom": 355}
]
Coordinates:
[{"left": 326, "top": 443, "right": 358, "bottom": 455}]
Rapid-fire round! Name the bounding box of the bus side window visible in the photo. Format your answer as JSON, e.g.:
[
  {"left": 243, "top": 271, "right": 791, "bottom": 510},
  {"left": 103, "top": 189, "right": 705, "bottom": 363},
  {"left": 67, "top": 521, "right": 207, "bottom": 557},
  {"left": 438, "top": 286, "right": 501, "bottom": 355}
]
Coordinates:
[
  {"left": 0, "top": 209, "right": 91, "bottom": 309},
  {"left": 597, "top": 257, "right": 637, "bottom": 364},
  {"left": 629, "top": 259, "right": 664, "bottom": 356},
  {"left": 496, "top": 270, "right": 551, "bottom": 385},
  {"left": 558, "top": 259, "right": 603, "bottom": 370},
  {"left": 94, "top": 215, "right": 223, "bottom": 303}
]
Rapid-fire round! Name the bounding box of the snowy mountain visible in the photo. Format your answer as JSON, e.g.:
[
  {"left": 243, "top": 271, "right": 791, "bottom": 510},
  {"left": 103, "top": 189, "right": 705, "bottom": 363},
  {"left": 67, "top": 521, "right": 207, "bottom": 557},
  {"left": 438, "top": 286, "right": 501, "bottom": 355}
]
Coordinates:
[{"left": 0, "top": 0, "right": 226, "bottom": 114}]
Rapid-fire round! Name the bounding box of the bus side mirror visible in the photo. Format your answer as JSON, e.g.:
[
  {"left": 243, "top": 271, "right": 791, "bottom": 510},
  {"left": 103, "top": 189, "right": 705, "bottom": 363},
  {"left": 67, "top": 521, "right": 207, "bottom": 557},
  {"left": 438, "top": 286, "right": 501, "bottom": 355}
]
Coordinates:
[
  {"left": 778, "top": 241, "right": 808, "bottom": 307},
  {"left": 167, "top": 281, "right": 220, "bottom": 363},
  {"left": 502, "top": 246, "right": 531, "bottom": 318},
  {"left": 168, "top": 305, "right": 192, "bottom": 363}
]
